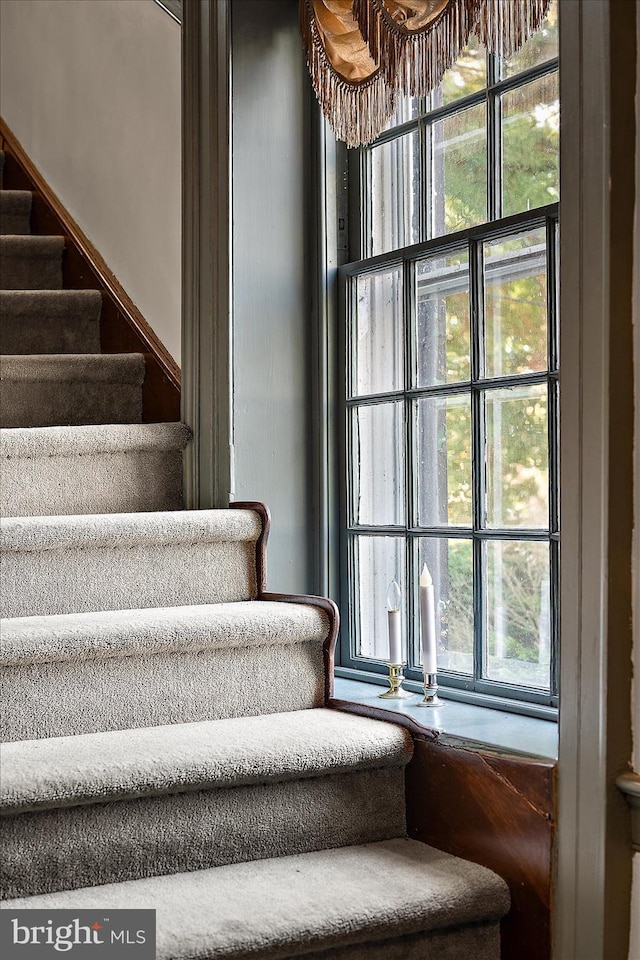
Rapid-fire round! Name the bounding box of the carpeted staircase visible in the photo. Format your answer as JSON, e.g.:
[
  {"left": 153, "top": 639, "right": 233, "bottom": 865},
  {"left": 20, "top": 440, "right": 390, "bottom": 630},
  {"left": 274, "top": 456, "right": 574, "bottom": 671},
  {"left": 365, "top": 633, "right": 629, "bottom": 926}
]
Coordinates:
[{"left": 0, "top": 147, "right": 510, "bottom": 958}]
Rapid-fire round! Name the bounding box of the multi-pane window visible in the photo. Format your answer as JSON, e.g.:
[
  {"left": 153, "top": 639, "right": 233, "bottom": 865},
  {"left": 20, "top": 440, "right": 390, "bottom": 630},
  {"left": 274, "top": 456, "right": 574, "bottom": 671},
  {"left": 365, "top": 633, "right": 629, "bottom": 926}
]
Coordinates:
[{"left": 339, "top": 3, "right": 559, "bottom": 710}]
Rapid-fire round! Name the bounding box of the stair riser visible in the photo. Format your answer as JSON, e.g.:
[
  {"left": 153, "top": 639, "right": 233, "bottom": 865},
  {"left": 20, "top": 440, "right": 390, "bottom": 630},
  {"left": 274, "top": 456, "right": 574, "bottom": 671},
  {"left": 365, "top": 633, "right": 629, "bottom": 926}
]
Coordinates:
[
  {"left": 0, "top": 315, "right": 101, "bottom": 355},
  {"left": 0, "top": 642, "right": 325, "bottom": 741},
  {"left": 0, "top": 190, "right": 33, "bottom": 235},
  {"left": 285, "top": 924, "right": 502, "bottom": 960},
  {"left": 0, "top": 213, "right": 31, "bottom": 235},
  {"left": 1, "top": 768, "right": 407, "bottom": 899},
  {"left": 0, "top": 542, "right": 258, "bottom": 618},
  {"left": 1, "top": 449, "right": 185, "bottom": 516},
  {"left": 0, "top": 380, "right": 142, "bottom": 428},
  {"left": 0, "top": 291, "right": 103, "bottom": 354},
  {"left": 0, "top": 253, "right": 62, "bottom": 289}
]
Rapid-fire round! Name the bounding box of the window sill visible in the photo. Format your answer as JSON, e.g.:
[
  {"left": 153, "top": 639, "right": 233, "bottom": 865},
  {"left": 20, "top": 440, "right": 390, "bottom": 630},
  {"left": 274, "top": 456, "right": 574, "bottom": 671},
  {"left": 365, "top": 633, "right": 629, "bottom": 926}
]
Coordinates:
[{"left": 332, "top": 675, "right": 558, "bottom": 761}]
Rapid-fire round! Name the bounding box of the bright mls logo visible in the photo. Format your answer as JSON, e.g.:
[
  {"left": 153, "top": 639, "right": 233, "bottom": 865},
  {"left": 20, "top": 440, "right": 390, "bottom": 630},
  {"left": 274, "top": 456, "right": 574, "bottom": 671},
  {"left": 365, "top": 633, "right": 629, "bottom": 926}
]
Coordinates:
[{"left": 0, "top": 909, "right": 155, "bottom": 958}]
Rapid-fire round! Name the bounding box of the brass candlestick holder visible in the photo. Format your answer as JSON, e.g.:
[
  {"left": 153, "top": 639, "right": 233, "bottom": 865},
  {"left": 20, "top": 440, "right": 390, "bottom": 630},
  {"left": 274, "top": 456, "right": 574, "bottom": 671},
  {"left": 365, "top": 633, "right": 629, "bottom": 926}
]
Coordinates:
[
  {"left": 416, "top": 672, "right": 444, "bottom": 707},
  {"left": 379, "top": 662, "right": 413, "bottom": 699}
]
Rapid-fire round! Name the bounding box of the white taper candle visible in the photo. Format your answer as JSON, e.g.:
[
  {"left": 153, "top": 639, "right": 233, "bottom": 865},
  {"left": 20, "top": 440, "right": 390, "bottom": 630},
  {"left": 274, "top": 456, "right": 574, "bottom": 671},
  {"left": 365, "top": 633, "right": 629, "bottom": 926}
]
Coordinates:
[
  {"left": 420, "top": 563, "right": 437, "bottom": 674},
  {"left": 387, "top": 580, "right": 402, "bottom": 664}
]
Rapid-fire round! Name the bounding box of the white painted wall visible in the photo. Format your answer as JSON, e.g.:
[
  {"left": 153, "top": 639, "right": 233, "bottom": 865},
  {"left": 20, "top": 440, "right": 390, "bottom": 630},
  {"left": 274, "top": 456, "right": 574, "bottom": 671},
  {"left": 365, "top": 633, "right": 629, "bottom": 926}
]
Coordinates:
[{"left": 0, "top": 0, "right": 181, "bottom": 362}]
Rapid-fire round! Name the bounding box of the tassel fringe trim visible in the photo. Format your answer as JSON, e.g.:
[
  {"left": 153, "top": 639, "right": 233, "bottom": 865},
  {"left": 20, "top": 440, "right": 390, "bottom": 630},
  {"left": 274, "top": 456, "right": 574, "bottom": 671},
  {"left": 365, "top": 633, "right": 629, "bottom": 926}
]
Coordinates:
[
  {"left": 300, "top": 0, "right": 397, "bottom": 148},
  {"left": 301, "top": 0, "right": 556, "bottom": 147},
  {"left": 355, "top": 0, "right": 478, "bottom": 98},
  {"left": 475, "top": 0, "right": 553, "bottom": 59}
]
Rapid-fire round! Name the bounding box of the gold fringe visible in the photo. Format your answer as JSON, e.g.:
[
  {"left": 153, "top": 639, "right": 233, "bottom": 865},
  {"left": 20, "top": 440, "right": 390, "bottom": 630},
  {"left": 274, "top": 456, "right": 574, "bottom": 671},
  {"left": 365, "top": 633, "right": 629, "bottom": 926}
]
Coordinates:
[
  {"left": 354, "top": 0, "right": 478, "bottom": 97},
  {"left": 474, "top": 0, "right": 553, "bottom": 60},
  {"left": 299, "top": 0, "right": 397, "bottom": 148}
]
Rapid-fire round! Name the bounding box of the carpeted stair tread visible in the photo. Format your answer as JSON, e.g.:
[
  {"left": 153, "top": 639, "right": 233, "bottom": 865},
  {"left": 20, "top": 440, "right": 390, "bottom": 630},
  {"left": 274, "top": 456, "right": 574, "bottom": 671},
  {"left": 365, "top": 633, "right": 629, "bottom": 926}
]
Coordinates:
[
  {"left": 0, "top": 353, "right": 144, "bottom": 427},
  {"left": 1, "top": 839, "right": 510, "bottom": 959},
  {"left": 0, "top": 190, "right": 32, "bottom": 235},
  {"left": 0, "top": 235, "right": 63, "bottom": 289},
  {"left": 0, "top": 508, "right": 264, "bottom": 618},
  {"left": 1, "top": 507, "right": 261, "bottom": 552},
  {"left": 0, "top": 600, "right": 330, "bottom": 740},
  {"left": 0, "top": 709, "right": 412, "bottom": 813},
  {"left": 0, "top": 421, "right": 191, "bottom": 457},
  {"left": 2, "top": 600, "right": 329, "bottom": 665},
  {"left": 0, "top": 422, "right": 190, "bottom": 515},
  {"left": 0, "top": 352, "right": 144, "bottom": 382},
  {"left": 0, "top": 289, "right": 102, "bottom": 353},
  {"left": 1, "top": 715, "right": 410, "bottom": 898}
]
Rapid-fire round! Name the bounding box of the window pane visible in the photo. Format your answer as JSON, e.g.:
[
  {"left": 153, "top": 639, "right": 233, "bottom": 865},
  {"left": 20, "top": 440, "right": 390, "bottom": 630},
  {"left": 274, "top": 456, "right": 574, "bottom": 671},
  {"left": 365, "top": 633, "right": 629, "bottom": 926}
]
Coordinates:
[
  {"left": 417, "top": 537, "right": 473, "bottom": 675},
  {"left": 352, "top": 402, "right": 405, "bottom": 526},
  {"left": 432, "top": 103, "right": 487, "bottom": 238},
  {"left": 354, "top": 535, "right": 406, "bottom": 661},
  {"left": 484, "top": 540, "right": 551, "bottom": 690},
  {"left": 384, "top": 95, "right": 422, "bottom": 131},
  {"left": 370, "top": 131, "right": 420, "bottom": 256},
  {"left": 503, "top": 1, "right": 558, "bottom": 78},
  {"left": 483, "top": 228, "right": 547, "bottom": 378},
  {"left": 485, "top": 384, "right": 548, "bottom": 528},
  {"left": 502, "top": 72, "right": 559, "bottom": 216},
  {"left": 354, "top": 268, "right": 404, "bottom": 396},
  {"left": 416, "top": 250, "right": 470, "bottom": 387},
  {"left": 436, "top": 35, "right": 487, "bottom": 106},
  {"left": 416, "top": 394, "right": 472, "bottom": 527}
]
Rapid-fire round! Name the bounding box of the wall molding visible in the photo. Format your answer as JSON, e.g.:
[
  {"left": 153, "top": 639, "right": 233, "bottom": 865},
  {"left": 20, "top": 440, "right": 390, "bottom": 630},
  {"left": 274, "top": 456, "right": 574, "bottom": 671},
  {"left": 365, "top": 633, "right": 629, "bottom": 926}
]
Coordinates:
[
  {"left": 556, "top": 1, "right": 636, "bottom": 957},
  {"left": 153, "top": 0, "right": 182, "bottom": 25},
  {"left": 181, "top": 0, "right": 233, "bottom": 508}
]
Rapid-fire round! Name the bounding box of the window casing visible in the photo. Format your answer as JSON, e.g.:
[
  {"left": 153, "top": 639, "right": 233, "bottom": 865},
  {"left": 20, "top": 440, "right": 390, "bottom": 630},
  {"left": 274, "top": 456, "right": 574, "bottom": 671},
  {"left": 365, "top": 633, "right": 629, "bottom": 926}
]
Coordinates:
[{"left": 337, "top": 6, "right": 559, "bottom": 713}]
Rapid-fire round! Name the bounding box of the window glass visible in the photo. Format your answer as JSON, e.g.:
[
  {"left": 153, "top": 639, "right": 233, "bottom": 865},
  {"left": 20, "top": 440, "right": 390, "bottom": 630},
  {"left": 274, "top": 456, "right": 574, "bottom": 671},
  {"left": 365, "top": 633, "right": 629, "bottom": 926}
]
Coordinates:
[
  {"left": 435, "top": 35, "right": 487, "bottom": 106},
  {"left": 354, "top": 268, "right": 404, "bottom": 396},
  {"left": 384, "top": 95, "right": 423, "bottom": 132},
  {"left": 483, "top": 229, "right": 548, "bottom": 378},
  {"left": 416, "top": 395, "right": 473, "bottom": 528},
  {"left": 484, "top": 539, "right": 551, "bottom": 689},
  {"left": 432, "top": 103, "right": 487, "bottom": 237},
  {"left": 415, "top": 249, "right": 470, "bottom": 387},
  {"left": 354, "top": 535, "right": 406, "bottom": 660},
  {"left": 352, "top": 402, "right": 405, "bottom": 526},
  {"left": 503, "top": 1, "right": 558, "bottom": 78},
  {"left": 485, "top": 383, "right": 549, "bottom": 529},
  {"left": 502, "top": 72, "right": 559, "bottom": 216},
  {"left": 370, "top": 131, "right": 420, "bottom": 256},
  {"left": 417, "top": 537, "right": 474, "bottom": 675}
]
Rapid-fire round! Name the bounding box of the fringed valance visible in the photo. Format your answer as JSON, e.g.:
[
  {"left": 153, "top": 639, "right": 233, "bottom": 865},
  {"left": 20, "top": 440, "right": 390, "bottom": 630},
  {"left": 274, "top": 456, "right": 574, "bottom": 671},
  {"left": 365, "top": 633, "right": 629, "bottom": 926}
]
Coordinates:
[{"left": 300, "top": 0, "right": 552, "bottom": 147}]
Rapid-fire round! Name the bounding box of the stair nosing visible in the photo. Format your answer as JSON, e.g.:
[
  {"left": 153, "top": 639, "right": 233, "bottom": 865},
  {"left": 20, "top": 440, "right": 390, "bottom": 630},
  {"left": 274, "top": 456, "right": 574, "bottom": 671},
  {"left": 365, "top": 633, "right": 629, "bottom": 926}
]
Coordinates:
[
  {"left": 0, "top": 422, "right": 191, "bottom": 459},
  {"left": 0, "top": 710, "right": 413, "bottom": 814},
  {"left": 0, "top": 600, "right": 329, "bottom": 666},
  {"left": 0, "top": 509, "right": 263, "bottom": 553},
  {"left": 0, "top": 353, "right": 145, "bottom": 384}
]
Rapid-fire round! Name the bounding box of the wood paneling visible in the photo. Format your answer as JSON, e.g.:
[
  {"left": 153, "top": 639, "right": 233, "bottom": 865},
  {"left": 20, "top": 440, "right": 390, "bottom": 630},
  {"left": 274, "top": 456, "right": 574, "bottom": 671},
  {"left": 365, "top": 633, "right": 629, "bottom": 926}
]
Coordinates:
[
  {"left": 405, "top": 737, "right": 555, "bottom": 960},
  {"left": 1, "top": 121, "right": 180, "bottom": 423}
]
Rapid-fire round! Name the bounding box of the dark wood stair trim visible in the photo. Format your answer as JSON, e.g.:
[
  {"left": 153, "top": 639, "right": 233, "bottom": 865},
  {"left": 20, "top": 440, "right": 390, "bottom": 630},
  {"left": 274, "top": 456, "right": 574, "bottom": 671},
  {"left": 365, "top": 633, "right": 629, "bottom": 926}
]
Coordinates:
[
  {"left": 0, "top": 118, "right": 180, "bottom": 423},
  {"left": 230, "top": 500, "right": 339, "bottom": 704},
  {"left": 262, "top": 593, "right": 339, "bottom": 704},
  {"left": 232, "top": 500, "right": 271, "bottom": 595}
]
